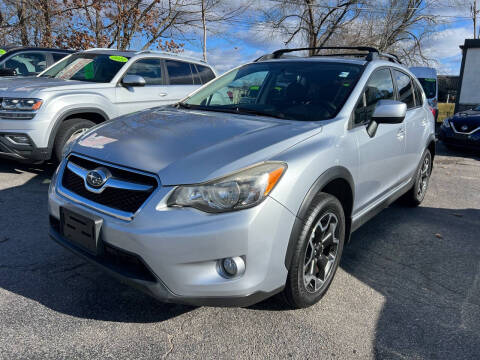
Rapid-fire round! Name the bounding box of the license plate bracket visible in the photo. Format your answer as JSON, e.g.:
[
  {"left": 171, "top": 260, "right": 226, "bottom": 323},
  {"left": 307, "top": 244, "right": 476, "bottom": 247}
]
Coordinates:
[{"left": 60, "top": 207, "right": 100, "bottom": 255}]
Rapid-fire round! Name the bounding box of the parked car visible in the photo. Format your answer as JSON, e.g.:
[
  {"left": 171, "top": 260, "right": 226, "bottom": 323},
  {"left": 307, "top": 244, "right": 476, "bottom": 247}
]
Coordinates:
[
  {"left": 438, "top": 105, "right": 480, "bottom": 150},
  {"left": 0, "top": 46, "right": 73, "bottom": 77},
  {"left": 409, "top": 66, "right": 438, "bottom": 120},
  {"left": 0, "top": 48, "right": 216, "bottom": 162},
  {"left": 48, "top": 47, "right": 435, "bottom": 308}
]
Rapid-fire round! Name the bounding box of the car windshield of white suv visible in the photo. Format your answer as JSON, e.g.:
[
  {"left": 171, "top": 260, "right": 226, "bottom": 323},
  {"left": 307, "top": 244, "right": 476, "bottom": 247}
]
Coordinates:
[
  {"left": 40, "top": 53, "right": 130, "bottom": 82},
  {"left": 181, "top": 61, "right": 363, "bottom": 121}
]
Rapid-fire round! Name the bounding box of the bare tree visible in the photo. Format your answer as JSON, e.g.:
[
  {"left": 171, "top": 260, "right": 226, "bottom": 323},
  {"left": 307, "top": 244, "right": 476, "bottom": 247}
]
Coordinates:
[
  {"left": 261, "top": 0, "right": 365, "bottom": 55},
  {"left": 337, "top": 0, "right": 441, "bottom": 64},
  {"left": 201, "top": 0, "right": 207, "bottom": 61}
]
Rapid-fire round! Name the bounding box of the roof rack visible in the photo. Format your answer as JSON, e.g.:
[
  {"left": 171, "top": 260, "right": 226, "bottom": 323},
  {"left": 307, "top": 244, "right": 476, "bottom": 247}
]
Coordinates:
[{"left": 255, "top": 46, "right": 402, "bottom": 64}]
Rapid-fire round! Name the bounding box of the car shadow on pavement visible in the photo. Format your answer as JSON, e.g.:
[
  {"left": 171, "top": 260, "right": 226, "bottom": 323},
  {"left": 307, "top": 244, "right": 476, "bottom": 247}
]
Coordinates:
[
  {"left": 342, "top": 204, "right": 480, "bottom": 359},
  {"left": 0, "top": 160, "right": 193, "bottom": 323},
  {"left": 251, "top": 204, "right": 480, "bottom": 358},
  {"left": 436, "top": 141, "right": 480, "bottom": 160}
]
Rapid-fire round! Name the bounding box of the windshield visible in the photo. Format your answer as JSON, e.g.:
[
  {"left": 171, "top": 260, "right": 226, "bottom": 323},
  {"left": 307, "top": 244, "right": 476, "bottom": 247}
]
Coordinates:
[
  {"left": 418, "top": 78, "right": 437, "bottom": 99},
  {"left": 182, "top": 61, "right": 363, "bottom": 121},
  {"left": 40, "top": 53, "right": 130, "bottom": 82}
]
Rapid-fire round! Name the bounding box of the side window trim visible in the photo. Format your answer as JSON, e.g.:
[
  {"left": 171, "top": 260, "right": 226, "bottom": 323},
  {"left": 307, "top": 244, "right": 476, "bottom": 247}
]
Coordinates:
[{"left": 392, "top": 69, "right": 417, "bottom": 111}]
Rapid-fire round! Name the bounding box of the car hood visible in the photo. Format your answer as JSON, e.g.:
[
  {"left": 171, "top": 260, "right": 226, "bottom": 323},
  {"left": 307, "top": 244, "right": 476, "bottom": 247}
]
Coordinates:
[
  {"left": 0, "top": 77, "right": 108, "bottom": 97},
  {"left": 72, "top": 107, "right": 321, "bottom": 185},
  {"left": 450, "top": 111, "right": 480, "bottom": 131}
]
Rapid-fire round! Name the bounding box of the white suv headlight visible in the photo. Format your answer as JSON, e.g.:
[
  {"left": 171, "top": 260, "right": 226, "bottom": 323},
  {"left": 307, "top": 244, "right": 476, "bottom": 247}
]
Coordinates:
[
  {"left": 167, "top": 162, "right": 286, "bottom": 213},
  {"left": 1, "top": 98, "right": 43, "bottom": 111}
]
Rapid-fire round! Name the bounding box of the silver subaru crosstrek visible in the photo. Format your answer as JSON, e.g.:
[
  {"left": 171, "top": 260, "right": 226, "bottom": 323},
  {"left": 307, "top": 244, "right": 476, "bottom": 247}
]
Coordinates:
[{"left": 48, "top": 47, "right": 435, "bottom": 308}]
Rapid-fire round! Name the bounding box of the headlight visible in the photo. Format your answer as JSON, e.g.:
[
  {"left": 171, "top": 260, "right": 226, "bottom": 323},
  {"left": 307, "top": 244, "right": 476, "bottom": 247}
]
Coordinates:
[
  {"left": 442, "top": 118, "right": 450, "bottom": 128},
  {"left": 167, "top": 162, "right": 287, "bottom": 213},
  {"left": 1, "top": 98, "right": 43, "bottom": 111}
]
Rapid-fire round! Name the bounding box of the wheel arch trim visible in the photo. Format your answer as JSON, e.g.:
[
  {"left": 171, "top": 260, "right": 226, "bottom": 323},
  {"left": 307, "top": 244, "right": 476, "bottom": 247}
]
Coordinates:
[{"left": 284, "top": 166, "right": 355, "bottom": 269}]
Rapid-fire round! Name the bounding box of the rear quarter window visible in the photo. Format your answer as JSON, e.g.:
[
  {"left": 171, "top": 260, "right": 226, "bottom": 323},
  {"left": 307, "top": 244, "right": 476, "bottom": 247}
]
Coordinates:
[{"left": 197, "top": 65, "right": 215, "bottom": 84}]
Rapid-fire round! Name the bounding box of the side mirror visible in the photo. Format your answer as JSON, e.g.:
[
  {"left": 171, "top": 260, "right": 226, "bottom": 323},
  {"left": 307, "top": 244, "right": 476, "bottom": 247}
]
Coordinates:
[
  {"left": 121, "top": 74, "right": 146, "bottom": 87},
  {"left": 0, "top": 68, "right": 17, "bottom": 76},
  {"left": 367, "top": 100, "right": 407, "bottom": 137}
]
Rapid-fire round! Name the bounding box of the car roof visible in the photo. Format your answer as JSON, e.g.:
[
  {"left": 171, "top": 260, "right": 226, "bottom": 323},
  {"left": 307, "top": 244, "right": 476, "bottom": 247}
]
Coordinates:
[
  {"left": 81, "top": 48, "right": 211, "bottom": 67},
  {"left": 0, "top": 46, "right": 73, "bottom": 53}
]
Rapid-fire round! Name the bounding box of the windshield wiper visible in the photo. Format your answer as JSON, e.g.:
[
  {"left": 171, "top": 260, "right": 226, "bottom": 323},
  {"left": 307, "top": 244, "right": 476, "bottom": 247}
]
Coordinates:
[
  {"left": 175, "top": 103, "right": 287, "bottom": 120},
  {"left": 176, "top": 102, "right": 191, "bottom": 109},
  {"left": 232, "top": 107, "right": 287, "bottom": 120}
]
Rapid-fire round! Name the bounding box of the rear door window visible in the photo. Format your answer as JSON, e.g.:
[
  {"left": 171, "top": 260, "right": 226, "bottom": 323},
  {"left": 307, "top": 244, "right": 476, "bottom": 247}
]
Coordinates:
[
  {"left": 165, "top": 60, "right": 194, "bottom": 85},
  {"left": 354, "top": 68, "right": 395, "bottom": 125},
  {"left": 197, "top": 65, "right": 215, "bottom": 84},
  {"left": 413, "top": 81, "right": 424, "bottom": 106},
  {"left": 393, "top": 70, "right": 415, "bottom": 109},
  {"left": 125, "top": 58, "right": 163, "bottom": 85}
]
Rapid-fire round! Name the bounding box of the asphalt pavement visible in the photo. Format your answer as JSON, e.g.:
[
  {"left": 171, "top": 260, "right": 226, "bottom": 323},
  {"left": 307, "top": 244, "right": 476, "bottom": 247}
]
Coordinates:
[{"left": 0, "top": 143, "right": 479, "bottom": 359}]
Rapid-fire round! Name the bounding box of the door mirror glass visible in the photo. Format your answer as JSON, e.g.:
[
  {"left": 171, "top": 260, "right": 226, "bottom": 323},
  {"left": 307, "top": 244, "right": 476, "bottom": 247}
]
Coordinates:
[
  {"left": 372, "top": 100, "right": 407, "bottom": 124},
  {"left": 122, "top": 74, "right": 146, "bottom": 87}
]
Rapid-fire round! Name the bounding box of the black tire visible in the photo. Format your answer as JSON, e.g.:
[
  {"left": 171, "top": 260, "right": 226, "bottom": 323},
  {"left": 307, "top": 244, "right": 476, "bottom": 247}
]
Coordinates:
[
  {"left": 283, "top": 193, "right": 346, "bottom": 309},
  {"left": 53, "top": 119, "right": 95, "bottom": 162},
  {"left": 403, "top": 149, "right": 432, "bottom": 207}
]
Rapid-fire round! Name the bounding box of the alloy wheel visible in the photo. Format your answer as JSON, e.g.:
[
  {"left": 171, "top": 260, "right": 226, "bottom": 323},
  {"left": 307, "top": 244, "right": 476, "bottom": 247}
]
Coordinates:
[
  {"left": 65, "top": 128, "right": 89, "bottom": 148},
  {"left": 417, "top": 154, "right": 431, "bottom": 199},
  {"left": 303, "top": 212, "right": 339, "bottom": 293}
]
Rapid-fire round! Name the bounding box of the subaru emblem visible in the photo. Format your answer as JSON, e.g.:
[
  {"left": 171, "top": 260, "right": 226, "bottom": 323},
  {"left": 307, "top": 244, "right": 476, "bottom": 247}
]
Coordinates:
[
  {"left": 461, "top": 125, "right": 468, "bottom": 131},
  {"left": 86, "top": 168, "right": 109, "bottom": 188}
]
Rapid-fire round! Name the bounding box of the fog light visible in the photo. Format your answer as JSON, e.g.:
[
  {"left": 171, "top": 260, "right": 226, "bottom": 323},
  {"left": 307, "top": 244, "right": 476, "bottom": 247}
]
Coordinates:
[
  {"left": 5, "top": 135, "right": 31, "bottom": 145},
  {"left": 219, "top": 256, "right": 245, "bottom": 278}
]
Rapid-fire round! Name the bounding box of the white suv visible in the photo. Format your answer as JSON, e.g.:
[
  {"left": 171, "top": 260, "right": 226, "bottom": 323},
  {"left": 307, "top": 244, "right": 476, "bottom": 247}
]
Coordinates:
[{"left": 0, "top": 49, "right": 216, "bottom": 162}]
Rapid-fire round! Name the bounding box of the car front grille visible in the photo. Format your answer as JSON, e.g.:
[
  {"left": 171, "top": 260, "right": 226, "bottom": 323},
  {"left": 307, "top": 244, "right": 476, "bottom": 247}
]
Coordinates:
[
  {"left": 451, "top": 122, "right": 480, "bottom": 134},
  {"left": 61, "top": 154, "right": 158, "bottom": 216}
]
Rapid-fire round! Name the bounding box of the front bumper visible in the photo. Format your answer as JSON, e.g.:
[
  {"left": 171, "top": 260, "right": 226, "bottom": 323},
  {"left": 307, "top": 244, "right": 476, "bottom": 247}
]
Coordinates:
[
  {"left": 0, "top": 113, "right": 53, "bottom": 161},
  {"left": 48, "top": 175, "right": 296, "bottom": 306},
  {"left": 438, "top": 126, "right": 480, "bottom": 150},
  {"left": 0, "top": 133, "right": 50, "bottom": 161}
]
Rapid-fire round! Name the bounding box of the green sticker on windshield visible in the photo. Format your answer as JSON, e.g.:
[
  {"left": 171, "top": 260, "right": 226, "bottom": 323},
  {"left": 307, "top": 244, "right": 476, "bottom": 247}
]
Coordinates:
[
  {"left": 424, "top": 78, "right": 436, "bottom": 82},
  {"left": 0, "top": 49, "right": 6, "bottom": 55},
  {"left": 109, "top": 55, "right": 128, "bottom": 63}
]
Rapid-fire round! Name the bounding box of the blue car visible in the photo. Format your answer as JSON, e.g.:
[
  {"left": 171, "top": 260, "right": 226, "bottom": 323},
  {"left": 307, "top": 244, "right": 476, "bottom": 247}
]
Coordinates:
[{"left": 438, "top": 105, "right": 480, "bottom": 151}]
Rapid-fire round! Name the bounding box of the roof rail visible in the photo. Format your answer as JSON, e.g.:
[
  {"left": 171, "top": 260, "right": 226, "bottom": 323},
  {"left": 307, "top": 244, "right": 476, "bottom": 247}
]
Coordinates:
[
  {"left": 255, "top": 46, "right": 402, "bottom": 64},
  {"left": 135, "top": 49, "right": 207, "bottom": 63},
  {"left": 82, "top": 48, "right": 136, "bottom": 52}
]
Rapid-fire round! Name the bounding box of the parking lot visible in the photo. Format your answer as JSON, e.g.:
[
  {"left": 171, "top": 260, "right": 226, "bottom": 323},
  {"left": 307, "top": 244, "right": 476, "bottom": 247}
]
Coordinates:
[{"left": 0, "top": 143, "right": 479, "bottom": 359}]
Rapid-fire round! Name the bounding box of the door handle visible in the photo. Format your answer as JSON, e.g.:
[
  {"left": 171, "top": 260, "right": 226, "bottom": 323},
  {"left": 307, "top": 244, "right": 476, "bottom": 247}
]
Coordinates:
[
  {"left": 159, "top": 92, "right": 168, "bottom": 97},
  {"left": 397, "top": 128, "right": 405, "bottom": 139}
]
